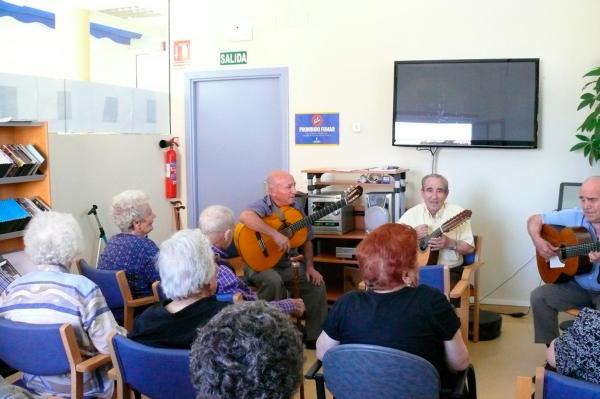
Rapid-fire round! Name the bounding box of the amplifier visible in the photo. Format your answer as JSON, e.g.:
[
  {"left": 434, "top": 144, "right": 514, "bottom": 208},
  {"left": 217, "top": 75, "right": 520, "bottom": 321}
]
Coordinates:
[
  {"left": 308, "top": 192, "right": 354, "bottom": 234},
  {"left": 335, "top": 247, "right": 356, "bottom": 259}
]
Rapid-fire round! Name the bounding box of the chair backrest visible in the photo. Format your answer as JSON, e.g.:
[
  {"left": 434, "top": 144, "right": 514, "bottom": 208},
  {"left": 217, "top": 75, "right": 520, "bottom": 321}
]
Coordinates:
[
  {"left": 557, "top": 182, "right": 582, "bottom": 211},
  {"left": 539, "top": 367, "right": 600, "bottom": 398},
  {"left": 110, "top": 333, "right": 195, "bottom": 399},
  {"left": 0, "top": 318, "right": 72, "bottom": 375},
  {"left": 462, "top": 235, "right": 482, "bottom": 266},
  {"left": 419, "top": 264, "right": 449, "bottom": 296},
  {"left": 77, "top": 259, "right": 124, "bottom": 309},
  {"left": 322, "top": 344, "right": 440, "bottom": 399}
]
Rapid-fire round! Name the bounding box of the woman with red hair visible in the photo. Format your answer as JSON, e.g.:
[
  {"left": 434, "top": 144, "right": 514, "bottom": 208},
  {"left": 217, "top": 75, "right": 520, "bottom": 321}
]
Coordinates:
[{"left": 316, "top": 223, "right": 469, "bottom": 389}]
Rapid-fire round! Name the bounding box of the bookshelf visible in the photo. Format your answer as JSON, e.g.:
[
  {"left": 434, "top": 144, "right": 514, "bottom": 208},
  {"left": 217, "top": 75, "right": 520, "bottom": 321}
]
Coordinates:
[{"left": 0, "top": 122, "right": 50, "bottom": 253}]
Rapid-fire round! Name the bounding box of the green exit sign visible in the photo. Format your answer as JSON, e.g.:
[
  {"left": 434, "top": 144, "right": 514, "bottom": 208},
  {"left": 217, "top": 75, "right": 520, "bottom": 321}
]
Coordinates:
[{"left": 220, "top": 51, "right": 247, "bottom": 65}]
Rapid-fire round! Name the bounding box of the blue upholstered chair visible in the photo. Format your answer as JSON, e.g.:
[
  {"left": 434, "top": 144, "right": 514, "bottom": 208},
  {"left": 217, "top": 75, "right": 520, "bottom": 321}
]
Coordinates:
[
  {"left": 77, "top": 259, "right": 157, "bottom": 331},
  {"left": 0, "top": 318, "right": 111, "bottom": 399},
  {"left": 516, "top": 366, "right": 600, "bottom": 399},
  {"left": 108, "top": 332, "right": 195, "bottom": 399},
  {"left": 152, "top": 280, "right": 238, "bottom": 303},
  {"left": 305, "top": 344, "right": 476, "bottom": 399}
]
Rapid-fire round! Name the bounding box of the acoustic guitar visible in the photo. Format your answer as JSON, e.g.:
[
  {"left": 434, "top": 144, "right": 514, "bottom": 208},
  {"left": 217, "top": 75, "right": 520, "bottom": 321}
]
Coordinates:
[
  {"left": 536, "top": 224, "right": 597, "bottom": 284},
  {"left": 234, "top": 185, "right": 363, "bottom": 272},
  {"left": 416, "top": 209, "right": 472, "bottom": 266}
]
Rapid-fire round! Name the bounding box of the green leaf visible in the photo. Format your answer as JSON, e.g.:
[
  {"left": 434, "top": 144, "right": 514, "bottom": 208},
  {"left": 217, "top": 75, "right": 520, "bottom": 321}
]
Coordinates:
[
  {"left": 576, "top": 134, "right": 590, "bottom": 141},
  {"left": 584, "top": 144, "right": 591, "bottom": 157},
  {"left": 578, "top": 96, "right": 595, "bottom": 110},
  {"left": 570, "top": 142, "right": 587, "bottom": 151},
  {"left": 584, "top": 67, "right": 600, "bottom": 77},
  {"left": 581, "top": 111, "right": 600, "bottom": 131}
]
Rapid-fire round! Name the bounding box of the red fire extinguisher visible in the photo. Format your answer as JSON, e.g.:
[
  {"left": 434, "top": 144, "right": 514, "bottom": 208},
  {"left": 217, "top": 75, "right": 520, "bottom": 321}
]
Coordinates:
[{"left": 159, "top": 137, "right": 179, "bottom": 199}]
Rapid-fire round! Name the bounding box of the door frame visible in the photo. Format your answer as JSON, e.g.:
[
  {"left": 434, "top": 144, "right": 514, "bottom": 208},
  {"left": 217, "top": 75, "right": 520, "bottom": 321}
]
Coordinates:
[{"left": 184, "top": 67, "right": 289, "bottom": 227}]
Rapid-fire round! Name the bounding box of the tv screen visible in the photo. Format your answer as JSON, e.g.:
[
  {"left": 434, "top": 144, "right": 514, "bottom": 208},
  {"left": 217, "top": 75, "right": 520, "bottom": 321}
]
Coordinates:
[{"left": 392, "top": 58, "right": 539, "bottom": 148}]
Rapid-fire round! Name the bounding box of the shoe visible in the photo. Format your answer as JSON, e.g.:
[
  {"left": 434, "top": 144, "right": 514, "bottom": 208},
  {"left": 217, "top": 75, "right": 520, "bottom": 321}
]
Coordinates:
[{"left": 304, "top": 339, "right": 316, "bottom": 350}]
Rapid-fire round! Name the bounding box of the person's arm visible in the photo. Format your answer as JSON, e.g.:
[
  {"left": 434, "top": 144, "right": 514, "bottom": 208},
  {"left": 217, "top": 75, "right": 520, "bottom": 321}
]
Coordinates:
[
  {"left": 443, "top": 329, "right": 470, "bottom": 372},
  {"left": 527, "top": 214, "right": 558, "bottom": 259},
  {"left": 302, "top": 240, "right": 323, "bottom": 285},
  {"left": 547, "top": 339, "right": 557, "bottom": 368},
  {"left": 239, "top": 209, "right": 289, "bottom": 251},
  {"left": 430, "top": 235, "right": 474, "bottom": 255},
  {"left": 316, "top": 331, "right": 340, "bottom": 360}
]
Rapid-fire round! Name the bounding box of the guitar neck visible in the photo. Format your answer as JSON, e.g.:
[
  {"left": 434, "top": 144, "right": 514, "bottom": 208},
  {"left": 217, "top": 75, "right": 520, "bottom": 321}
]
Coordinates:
[
  {"left": 419, "top": 227, "right": 443, "bottom": 250},
  {"left": 283, "top": 199, "right": 347, "bottom": 234},
  {"left": 561, "top": 241, "right": 600, "bottom": 258}
]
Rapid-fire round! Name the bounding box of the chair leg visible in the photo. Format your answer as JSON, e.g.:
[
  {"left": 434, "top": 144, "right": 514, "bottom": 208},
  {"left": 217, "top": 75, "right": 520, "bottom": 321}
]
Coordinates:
[{"left": 472, "top": 270, "right": 480, "bottom": 343}]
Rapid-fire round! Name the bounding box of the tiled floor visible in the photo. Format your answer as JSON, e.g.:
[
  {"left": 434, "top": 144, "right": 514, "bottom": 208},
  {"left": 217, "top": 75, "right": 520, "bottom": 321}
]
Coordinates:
[{"left": 296, "top": 305, "right": 555, "bottom": 399}]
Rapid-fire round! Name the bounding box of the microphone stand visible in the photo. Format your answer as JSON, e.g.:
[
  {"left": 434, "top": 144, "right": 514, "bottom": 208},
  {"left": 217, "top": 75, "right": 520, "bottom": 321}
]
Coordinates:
[{"left": 87, "top": 205, "right": 108, "bottom": 266}]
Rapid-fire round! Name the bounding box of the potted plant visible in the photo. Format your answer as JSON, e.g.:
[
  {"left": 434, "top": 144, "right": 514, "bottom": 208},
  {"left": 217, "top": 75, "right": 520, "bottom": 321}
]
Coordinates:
[{"left": 570, "top": 67, "right": 600, "bottom": 165}]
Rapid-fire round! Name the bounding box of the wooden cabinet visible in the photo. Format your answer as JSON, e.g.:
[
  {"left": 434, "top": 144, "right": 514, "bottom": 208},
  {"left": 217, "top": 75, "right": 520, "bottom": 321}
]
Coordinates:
[
  {"left": 0, "top": 122, "right": 51, "bottom": 253},
  {"left": 302, "top": 168, "right": 408, "bottom": 302}
]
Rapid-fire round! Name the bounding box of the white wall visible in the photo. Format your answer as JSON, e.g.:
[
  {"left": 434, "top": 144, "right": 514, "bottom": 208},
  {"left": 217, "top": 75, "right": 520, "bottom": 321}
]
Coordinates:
[{"left": 170, "top": 0, "right": 600, "bottom": 306}]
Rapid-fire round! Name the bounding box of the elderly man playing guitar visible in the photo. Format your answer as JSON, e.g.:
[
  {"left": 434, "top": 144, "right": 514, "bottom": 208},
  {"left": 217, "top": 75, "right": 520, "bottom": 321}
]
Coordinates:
[
  {"left": 398, "top": 173, "right": 474, "bottom": 288},
  {"left": 529, "top": 176, "right": 600, "bottom": 346},
  {"left": 238, "top": 170, "right": 328, "bottom": 349}
]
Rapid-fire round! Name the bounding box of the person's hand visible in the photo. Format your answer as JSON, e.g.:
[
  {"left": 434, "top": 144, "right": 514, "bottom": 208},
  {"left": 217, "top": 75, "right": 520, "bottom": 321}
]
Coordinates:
[
  {"left": 414, "top": 224, "right": 429, "bottom": 239},
  {"left": 306, "top": 267, "right": 324, "bottom": 285},
  {"left": 291, "top": 298, "right": 305, "bottom": 317},
  {"left": 589, "top": 251, "right": 600, "bottom": 263},
  {"left": 534, "top": 237, "right": 558, "bottom": 260},
  {"left": 428, "top": 236, "right": 450, "bottom": 251},
  {"left": 289, "top": 253, "right": 304, "bottom": 263},
  {"left": 272, "top": 231, "right": 290, "bottom": 252}
]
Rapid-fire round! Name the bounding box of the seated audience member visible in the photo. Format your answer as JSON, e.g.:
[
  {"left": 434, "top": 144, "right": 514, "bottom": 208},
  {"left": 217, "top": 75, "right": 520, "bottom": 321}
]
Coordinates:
[
  {"left": 528, "top": 176, "right": 600, "bottom": 346},
  {"left": 547, "top": 307, "right": 600, "bottom": 384},
  {"left": 316, "top": 223, "right": 469, "bottom": 390},
  {"left": 198, "top": 204, "right": 305, "bottom": 317},
  {"left": 128, "top": 229, "right": 229, "bottom": 348},
  {"left": 98, "top": 189, "right": 159, "bottom": 298},
  {"left": 190, "top": 301, "right": 304, "bottom": 399},
  {"left": 0, "top": 212, "right": 123, "bottom": 398}
]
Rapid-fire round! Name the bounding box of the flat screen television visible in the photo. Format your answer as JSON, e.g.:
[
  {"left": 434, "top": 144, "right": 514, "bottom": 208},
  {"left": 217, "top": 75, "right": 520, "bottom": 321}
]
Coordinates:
[{"left": 392, "top": 58, "right": 539, "bottom": 148}]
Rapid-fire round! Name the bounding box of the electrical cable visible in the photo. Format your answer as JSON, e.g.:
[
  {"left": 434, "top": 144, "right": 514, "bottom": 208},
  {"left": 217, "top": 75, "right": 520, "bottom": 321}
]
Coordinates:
[{"left": 478, "top": 254, "right": 540, "bottom": 317}]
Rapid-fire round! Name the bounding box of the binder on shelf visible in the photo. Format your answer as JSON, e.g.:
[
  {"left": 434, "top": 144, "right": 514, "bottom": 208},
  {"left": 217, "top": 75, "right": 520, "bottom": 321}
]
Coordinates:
[
  {"left": 25, "top": 144, "right": 45, "bottom": 175},
  {"left": 0, "top": 198, "right": 31, "bottom": 234},
  {"left": 0, "top": 254, "right": 21, "bottom": 293},
  {"left": 31, "top": 196, "right": 51, "bottom": 211},
  {"left": 0, "top": 149, "right": 13, "bottom": 177},
  {"left": 10, "top": 144, "right": 35, "bottom": 176},
  {"left": 1, "top": 145, "right": 20, "bottom": 177}
]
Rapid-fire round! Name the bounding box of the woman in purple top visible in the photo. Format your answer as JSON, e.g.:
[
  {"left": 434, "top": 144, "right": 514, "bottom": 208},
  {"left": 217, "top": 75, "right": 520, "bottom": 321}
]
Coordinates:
[{"left": 98, "top": 190, "right": 159, "bottom": 298}]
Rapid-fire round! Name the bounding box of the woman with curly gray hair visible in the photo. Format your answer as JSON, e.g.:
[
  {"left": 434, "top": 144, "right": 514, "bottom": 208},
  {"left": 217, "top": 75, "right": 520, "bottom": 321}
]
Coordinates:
[
  {"left": 128, "top": 229, "right": 230, "bottom": 348},
  {"left": 98, "top": 189, "right": 159, "bottom": 298},
  {"left": 0, "top": 212, "right": 123, "bottom": 398},
  {"left": 190, "top": 301, "right": 304, "bottom": 399}
]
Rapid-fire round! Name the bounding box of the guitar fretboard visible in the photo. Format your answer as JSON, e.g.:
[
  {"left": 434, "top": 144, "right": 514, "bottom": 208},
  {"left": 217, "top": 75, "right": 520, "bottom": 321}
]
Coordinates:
[
  {"left": 281, "top": 199, "right": 348, "bottom": 236},
  {"left": 561, "top": 241, "right": 600, "bottom": 258}
]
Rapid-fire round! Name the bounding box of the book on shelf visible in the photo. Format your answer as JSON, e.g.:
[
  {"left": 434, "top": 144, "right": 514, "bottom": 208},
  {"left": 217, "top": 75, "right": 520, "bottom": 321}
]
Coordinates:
[
  {"left": 0, "top": 254, "right": 21, "bottom": 293},
  {"left": 0, "top": 143, "right": 44, "bottom": 178}
]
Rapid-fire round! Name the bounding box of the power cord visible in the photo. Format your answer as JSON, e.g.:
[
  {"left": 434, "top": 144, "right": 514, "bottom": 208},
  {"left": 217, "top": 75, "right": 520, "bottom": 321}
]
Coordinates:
[
  {"left": 478, "top": 254, "right": 540, "bottom": 318},
  {"left": 416, "top": 146, "right": 440, "bottom": 174}
]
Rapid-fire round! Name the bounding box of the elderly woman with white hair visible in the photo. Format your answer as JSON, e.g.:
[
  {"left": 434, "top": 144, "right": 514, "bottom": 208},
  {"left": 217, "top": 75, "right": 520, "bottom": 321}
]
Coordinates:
[
  {"left": 98, "top": 189, "right": 159, "bottom": 298},
  {"left": 0, "top": 212, "right": 123, "bottom": 398},
  {"left": 128, "top": 229, "right": 229, "bottom": 348}
]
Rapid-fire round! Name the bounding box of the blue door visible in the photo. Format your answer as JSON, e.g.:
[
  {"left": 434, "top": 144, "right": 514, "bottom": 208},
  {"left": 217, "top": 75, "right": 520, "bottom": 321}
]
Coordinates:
[{"left": 185, "top": 68, "right": 289, "bottom": 226}]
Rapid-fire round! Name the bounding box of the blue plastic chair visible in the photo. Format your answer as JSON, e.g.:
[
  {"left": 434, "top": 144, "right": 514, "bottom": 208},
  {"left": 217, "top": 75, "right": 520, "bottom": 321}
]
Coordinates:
[
  {"left": 77, "top": 259, "right": 157, "bottom": 331},
  {"left": 516, "top": 366, "right": 600, "bottom": 399},
  {"left": 0, "top": 318, "right": 111, "bottom": 399},
  {"left": 305, "top": 343, "right": 476, "bottom": 399},
  {"left": 109, "top": 332, "right": 195, "bottom": 399}
]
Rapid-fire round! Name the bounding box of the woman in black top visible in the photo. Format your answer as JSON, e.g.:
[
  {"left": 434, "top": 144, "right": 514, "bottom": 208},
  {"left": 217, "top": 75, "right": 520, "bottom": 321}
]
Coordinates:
[{"left": 316, "top": 223, "right": 469, "bottom": 388}]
